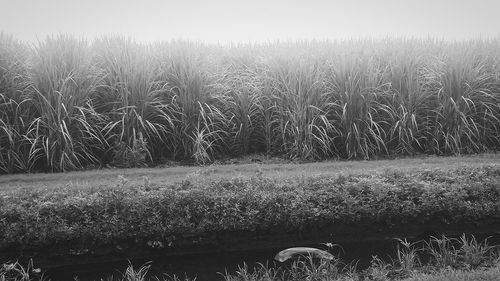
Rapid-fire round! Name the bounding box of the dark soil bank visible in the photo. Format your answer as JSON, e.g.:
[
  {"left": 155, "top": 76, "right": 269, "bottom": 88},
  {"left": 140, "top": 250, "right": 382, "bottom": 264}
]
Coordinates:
[
  {"left": 44, "top": 239, "right": 397, "bottom": 281},
  {"left": 6, "top": 219, "right": 500, "bottom": 281}
]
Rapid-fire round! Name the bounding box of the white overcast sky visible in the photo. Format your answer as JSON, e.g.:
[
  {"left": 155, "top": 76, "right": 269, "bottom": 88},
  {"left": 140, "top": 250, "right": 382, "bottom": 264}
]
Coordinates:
[{"left": 1, "top": 0, "right": 499, "bottom": 43}]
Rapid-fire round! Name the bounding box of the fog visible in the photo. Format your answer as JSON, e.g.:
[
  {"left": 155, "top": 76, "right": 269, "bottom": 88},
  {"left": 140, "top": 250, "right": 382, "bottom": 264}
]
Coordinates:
[{"left": 1, "top": 0, "right": 499, "bottom": 43}]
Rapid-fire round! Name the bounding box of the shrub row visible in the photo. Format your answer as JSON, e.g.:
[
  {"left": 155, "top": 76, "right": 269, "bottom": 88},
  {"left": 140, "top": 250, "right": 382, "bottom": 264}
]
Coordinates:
[{"left": 0, "top": 165, "right": 499, "bottom": 254}]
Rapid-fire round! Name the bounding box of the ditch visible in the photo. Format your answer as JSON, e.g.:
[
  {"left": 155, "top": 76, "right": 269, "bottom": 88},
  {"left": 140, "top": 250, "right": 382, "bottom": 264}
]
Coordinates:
[{"left": 29, "top": 231, "right": 500, "bottom": 281}]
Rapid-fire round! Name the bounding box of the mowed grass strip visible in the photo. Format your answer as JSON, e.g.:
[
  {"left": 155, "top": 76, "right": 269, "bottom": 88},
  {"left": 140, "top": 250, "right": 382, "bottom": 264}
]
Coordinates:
[
  {"left": 0, "top": 153, "right": 498, "bottom": 192},
  {"left": 0, "top": 162, "right": 499, "bottom": 255}
]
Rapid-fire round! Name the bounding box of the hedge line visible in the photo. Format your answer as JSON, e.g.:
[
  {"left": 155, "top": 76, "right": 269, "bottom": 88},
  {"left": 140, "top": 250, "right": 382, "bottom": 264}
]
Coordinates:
[{"left": 1, "top": 165, "right": 499, "bottom": 253}]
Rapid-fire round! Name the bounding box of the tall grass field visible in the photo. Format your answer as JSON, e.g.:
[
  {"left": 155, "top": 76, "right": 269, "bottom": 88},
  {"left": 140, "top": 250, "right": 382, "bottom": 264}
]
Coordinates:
[{"left": 1, "top": 34, "right": 499, "bottom": 172}]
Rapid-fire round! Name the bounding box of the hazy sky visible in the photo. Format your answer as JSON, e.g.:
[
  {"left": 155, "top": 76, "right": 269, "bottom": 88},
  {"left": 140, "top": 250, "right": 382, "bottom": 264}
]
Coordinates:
[{"left": 1, "top": 0, "right": 499, "bottom": 43}]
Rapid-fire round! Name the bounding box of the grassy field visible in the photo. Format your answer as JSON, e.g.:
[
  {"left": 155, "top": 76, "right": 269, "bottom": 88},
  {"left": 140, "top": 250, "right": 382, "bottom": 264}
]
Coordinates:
[
  {"left": 1, "top": 155, "right": 499, "bottom": 264},
  {"left": 0, "top": 154, "right": 499, "bottom": 280},
  {"left": 1, "top": 34, "right": 499, "bottom": 173},
  {"left": 0, "top": 153, "right": 498, "bottom": 192}
]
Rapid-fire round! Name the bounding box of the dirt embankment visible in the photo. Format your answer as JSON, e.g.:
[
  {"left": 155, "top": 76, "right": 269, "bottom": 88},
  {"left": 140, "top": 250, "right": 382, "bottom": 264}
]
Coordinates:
[{"left": 3, "top": 216, "right": 500, "bottom": 269}]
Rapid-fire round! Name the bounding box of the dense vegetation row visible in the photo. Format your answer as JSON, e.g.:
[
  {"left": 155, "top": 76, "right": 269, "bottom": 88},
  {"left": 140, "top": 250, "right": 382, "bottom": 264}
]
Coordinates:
[
  {"left": 1, "top": 34, "right": 500, "bottom": 172},
  {"left": 1, "top": 165, "right": 499, "bottom": 255}
]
